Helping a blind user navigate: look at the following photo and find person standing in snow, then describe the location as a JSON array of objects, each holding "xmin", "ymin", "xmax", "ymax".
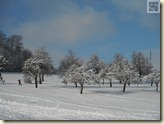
[
  {"xmin": 0, "ymin": 72, "xmax": 5, "ymax": 83},
  {"xmin": 18, "ymin": 79, "xmax": 22, "ymax": 86}
]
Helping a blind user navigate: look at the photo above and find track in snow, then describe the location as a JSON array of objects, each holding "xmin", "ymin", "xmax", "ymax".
[{"xmin": 0, "ymin": 73, "xmax": 160, "ymax": 120}]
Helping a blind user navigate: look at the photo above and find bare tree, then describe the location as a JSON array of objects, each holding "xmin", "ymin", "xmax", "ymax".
[
  {"xmin": 113, "ymin": 53, "xmax": 124, "ymax": 83},
  {"xmin": 0, "ymin": 31, "xmax": 32, "ymax": 72},
  {"xmin": 58, "ymin": 49, "xmax": 82, "ymax": 77},
  {"xmin": 114, "ymin": 53, "xmax": 124, "ymax": 63},
  {"xmin": 0, "ymin": 31, "xmax": 7, "ymax": 56},
  {"xmin": 4, "ymin": 35, "xmax": 24, "ymax": 71},
  {"xmin": 131, "ymin": 51, "xmax": 153, "ymax": 79}
]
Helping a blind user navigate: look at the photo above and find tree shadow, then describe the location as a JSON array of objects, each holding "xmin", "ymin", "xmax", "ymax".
[
  {"xmin": 89, "ymin": 89, "xmax": 135, "ymax": 95},
  {"xmin": 89, "ymin": 86, "xmax": 160, "ymax": 95},
  {"xmin": 142, "ymin": 89, "xmax": 160, "ymax": 93}
]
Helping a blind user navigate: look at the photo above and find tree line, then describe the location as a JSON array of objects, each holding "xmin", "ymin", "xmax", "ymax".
[
  {"xmin": 0, "ymin": 31, "xmax": 55, "ymax": 88},
  {"xmin": 0, "ymin": 31, "xmax": 32, "ymax": 72},
  {"xmin": 57, "ymin": 50, "xmax": 159, "ymax": 94},
  {"xmin": 0, "ymin": 31, "xmax": 160, "ymax": 93}
]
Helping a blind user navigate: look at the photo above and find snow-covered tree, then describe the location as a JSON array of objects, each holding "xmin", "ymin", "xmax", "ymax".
[
  {"xmin": 21, "ymin": 49, "xmax": 32, "ymax": 64},
  {"xmin": 143, "ymin": 70, "xmax": 160, "ymax": 91},
  {"xmin": 62, "ymin": 57, "xmax": 83, "ymax": 87},
  {"xmin": 64, "ymin": 64, "xmax": 99, "ymax": 94},
  {"xmin": 32, "ymin": 48, "xmax": 54, "ymax": 84},
  {"xmin": 0, "ymin": 31, "xmax": 32, "ymax": 72},
  {"xmin": 23, "ymin": 48, "xmax": 54, "ymax": 88},
  {"xmin": 98, "ymin": 64, "xmax": 108, "ymax": 85},
  {"xmin": 87, "ymin": 54, "xmax": 104, "ymax": 74},
  {"xmin": 58, "ymin": 50, "xmax": 82, "ymax": 77},
  {"xmin": 23, "ymin": 73, "xmax": 32, "ymax": 84},
  {"xmin": 5, "ymin": 35, "xmax": 24, "ymax": 71},
  {"xmin": 114, "ymin": 53, "xmax": 124, "ymax": 64},
  {"xmin": 98, "ymin": 64, "xmax": 114, "ymax": 87},
  {"xmin": 23, "ymin": 58, "xmax": 42, "ymax": 88},
  {"xmin": 131, "ymin": 51, "xmax": 153, "ymax": 78},
  {"xmin": 113, "ymin": 53, "xmax": 124, "ymax": 83},
  {"xmin": 109, "ymin": 58, "xmax": 137, "ymax": 92},
  {"xmin": 0, "ymin": 55, "xmax": 8, "ymax": 70},
  {"xmin": 0, "ymin": 31, "xmax": 7, "ymax": 56},
  {"xmin": 128, "ymin": 68, "xmax": 141, "ymax": 87}
]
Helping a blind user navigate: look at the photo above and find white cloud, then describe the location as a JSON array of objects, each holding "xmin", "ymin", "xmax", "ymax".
[
  {"xmin": 3, "ymin": 0, "xmax": 117, "ymax": 67},
  {"xmin": 12, "ymin": 5, "xmax": 116, "ymax": 45},
  {"xmin": 48, "ymin": 48, "xmax": 66, "ymax": 67},
  {"xmin": 110, "ymin": 0, "xmax": 144, "ymax": 12},
  {"xmin": 110, "ymin": 0, "xmax": 160, "ymax": 29}
]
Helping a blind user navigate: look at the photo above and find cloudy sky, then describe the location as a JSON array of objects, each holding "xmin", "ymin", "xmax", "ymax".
[{"xmin": 0, "ymin": 0, "xmax": 160, "ymax": 69}]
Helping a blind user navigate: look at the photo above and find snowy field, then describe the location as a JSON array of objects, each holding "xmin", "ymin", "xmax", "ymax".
[{"xmin": 0, "ymin": 73, "xmax": 160, "ymax": 120}]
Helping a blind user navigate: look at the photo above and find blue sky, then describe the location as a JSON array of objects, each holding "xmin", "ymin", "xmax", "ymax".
[{"xmin": 0, "ymin": 0, "xmax": 160, "ymax": 69}]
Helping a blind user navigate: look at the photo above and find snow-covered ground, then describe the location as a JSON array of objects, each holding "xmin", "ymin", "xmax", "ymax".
[{"xmin": 0, "ymin": 73, "xmax": 160, "ymax": 120}]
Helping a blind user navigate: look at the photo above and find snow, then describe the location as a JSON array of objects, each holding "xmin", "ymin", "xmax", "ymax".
[{"xmin": 0, "ymin": 73, "xmax": 160, "ymax": 120}]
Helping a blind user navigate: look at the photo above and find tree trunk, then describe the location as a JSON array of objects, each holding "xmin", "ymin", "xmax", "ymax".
[
  {"xmin": 151, "ymin": 81, "xmax": 153, "ymax": 86},
  {"xmin": 110, "ymin": 80, "xmax": 112, "ymax": 87},
  {"xmin": 103, "ymin": 79, "xmax": 104, "ymax": 85},
  {"xmin": 123, "ymin": 79, "xmax": 128, "ymax": 92},
  {"xmin": 42, "ymin": 73, "xmax": 44, "ymax": 81},
  {"xmin": 80, "ymin": 84, "xmax": 83, "ymax": 94},
  {"xmin": 120, "ymin": 80, "xmax": 122, "ymax": 83},
  {"xmin": 35, "ymin": 76, "xmax": 38, "ymax": 88},
  {"xmin": 123, "ymin": 83, "xmax": 126, "ymax": 92},
  {"xmin": 139, "ymin": 72, "xmax": 142, "ymax": 81},
  {"xmin": 128, "ymin": 81, "xmax": 130, "ymax": 86},
  {"xmin": 39, "ymin": 74, "xmax": 42, "ymax": 84},
  {"xmin": 156, "ymin": 82, "xmax": 158, "ymax": 91},
  {"xmin": 75, "ymin": 82, "xmax": 77, "ymax": 87}
]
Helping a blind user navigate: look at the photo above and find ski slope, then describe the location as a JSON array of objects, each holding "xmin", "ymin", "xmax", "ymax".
[{"xmin": 0, "ymin": 73, "xmax": 160, "ymax": 120}]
